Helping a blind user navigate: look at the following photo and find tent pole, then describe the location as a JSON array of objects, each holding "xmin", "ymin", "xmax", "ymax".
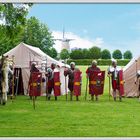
[
  {"xmin": 11, "ymin": 55, "xmax": 15, "ymax": 100},
  {"xmin": 15, "ymin": 68, "xmax": 20, "ymax": 97},
  {"xmin": 85, "ymin": 76, "xmax": 88, "ymax": 101}
]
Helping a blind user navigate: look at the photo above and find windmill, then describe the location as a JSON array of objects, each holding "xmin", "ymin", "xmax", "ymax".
[{"xmin": 54, "ymin": 28, "xmax": 74, "ymax": 51}]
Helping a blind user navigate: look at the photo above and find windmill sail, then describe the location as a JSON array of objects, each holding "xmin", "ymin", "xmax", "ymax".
[{"xmin": 53, "ymin": 28, "xmax": 74, "ymax": 51}]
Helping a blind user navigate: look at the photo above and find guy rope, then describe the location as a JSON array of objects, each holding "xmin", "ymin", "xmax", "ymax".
[{"xmin": 15, "ymin": 68, "xmax": 20, "ymax": 97}]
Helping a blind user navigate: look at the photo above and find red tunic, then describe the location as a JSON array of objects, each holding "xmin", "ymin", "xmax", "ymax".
[
  {"xmin": 86, "ymin": 66, "xmax": 100, "ymax": 75},
  {"xmin": 29, "ymin": 67, "xmax": 39, "ymax": 85},
  {"xmin": 29, "ymin": 68, "xmax": 41, "ymax": 96},
  {"xmin": 108, "ymin": 67, "xmax": 120, "ymax": 91},
  {"xmin": 112, "ymin": 80, "xmax": 119, "ymax": 91},
  {"xmin": 47, "ymin": 79, "xmax": 54, "ymax": 88},
  {"xmin": 64, "ymin": 68, "xmax": 80, "ymax": 92},
  {"xmin": 46, "ymin": 68, "xmax": 55, "ymax": 89},
  {"xmin": 86, "ymin": 66, "xmax": 101, "ymax": 95}
]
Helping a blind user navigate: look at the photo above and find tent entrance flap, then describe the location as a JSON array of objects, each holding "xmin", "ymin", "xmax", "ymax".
[{"xmin": 14, "ymin": 68, "xmax": 24, "ymax": 95}]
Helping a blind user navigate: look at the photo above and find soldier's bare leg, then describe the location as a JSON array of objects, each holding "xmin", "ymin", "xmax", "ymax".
[
  {"xmin": 119, "ymin": 90, "xmax": 122, "ymax": 101},
  {"xmin": 35, "ymin": 96, "xmax": 37, "ymax": 100},
  {"xmin": 55, "ymin": 96, "xmax": 57, "ymax": 101},
  {"xmin": 95, "ymin": 95, "xmax": 98, "ymax": 101},
  {"xmin": 48, "ymin": 94, "xmax": 51, "ymax": 100},
  {"xmin": 48, "ymin": 88, "xmax": 52, "ymax": 101},
  {"xmin": 119, "ymin": 95, "xmax": 122, "ymax": 102},
  {"xmin": 54, "ymin": 86, "xmax": 57, "ymax": 101},
  {"xmin": 113, "ymin": 90, "xmax": 116, "ymax": 101},
  {"xmin": 70, "ymin": 91, "xmax": 73, "ymax": 101},
  {"xmin": 76, "ymin": 96, "xmax": 78, "ymax": 101},
  {"xmin": 46, "ymin": 93, "xmax": 48, "ymax": 100},
  {"xmin": 91, "ymin": 94, "xmax": 94, "ymax": 101},
  {"xmin": 30, "ymin": 96, "xmax": 32, "ymax": 100}
]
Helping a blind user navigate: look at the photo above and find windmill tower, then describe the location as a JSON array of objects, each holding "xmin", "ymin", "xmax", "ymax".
[{"xmin": 54, "ymin": 28, "xmax": 74, "ymax": 51}]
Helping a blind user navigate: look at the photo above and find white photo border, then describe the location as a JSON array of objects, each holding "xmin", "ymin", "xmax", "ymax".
[
  {"xmin": 0, "ymin": 0, "xmax": 140, "ymax": 3},
  {"xmin": 0, "ymin": 1, "xmax": 140, "ymax": 140}
]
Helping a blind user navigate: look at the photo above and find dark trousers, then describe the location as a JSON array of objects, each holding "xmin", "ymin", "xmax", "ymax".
[{"xmin": 47, "ymin": 87, "xmax": 57, "ymax": 100}]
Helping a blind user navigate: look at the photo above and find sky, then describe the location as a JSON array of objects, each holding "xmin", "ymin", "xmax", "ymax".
[{"xmin": 27, "ymin": 4, "xmax": 140, "ymax": 57}]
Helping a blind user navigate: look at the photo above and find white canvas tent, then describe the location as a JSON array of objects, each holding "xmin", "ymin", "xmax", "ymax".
[
  {"xmin": 4, "ymin": 42, "xmax": 69, "ymax": 95},
  {"xmin": 123, "ymin": 56, "xmax": 140, "ymax": 97}
]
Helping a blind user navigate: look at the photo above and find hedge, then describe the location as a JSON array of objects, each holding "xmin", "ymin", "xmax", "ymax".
[{"xmin": 67, "ymin": 59, "xmax": 130, "ymax": 66}]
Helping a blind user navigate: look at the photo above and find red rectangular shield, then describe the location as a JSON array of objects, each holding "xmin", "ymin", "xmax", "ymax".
[
  {"xmin": 89, "ymin": 71, "xmax": 105, "ymax": 95},
  {"xmin": 29, "ymin": 72, "xmax": 42, "ymax": 96},
  {"xmin": 118, "ymin": 70, "xmax": 124, "ymax": 96},
  {"xmin": 73, "ymin": 71, "xmax": 82, "ymax": 96},
  {"xmin": 54, "ymin": 72, "xmax": 61, "ymax": 96}
]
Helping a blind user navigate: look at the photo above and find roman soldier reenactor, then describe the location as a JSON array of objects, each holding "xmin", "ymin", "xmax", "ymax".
[
  {"xmin": 108, "ymin": 59, "xmax": 122, "ymax": 101},
  {"xmin": 30, "ymin": 62, "xmax": 39, "ymax": 73},
  {"xmin": 86, "ymin": 60, "xmax": 101, "ymax": 101},
  {"xmin": 29, "ymin": 62, "xmax": 40, "ymax": 100},
  {"xmin": 46, "ymin": 63, "xmax": 58, "ymax": 101},
  {"xmin": 64, "ymin": 62, "xmax": 81, "ymax": 101}
]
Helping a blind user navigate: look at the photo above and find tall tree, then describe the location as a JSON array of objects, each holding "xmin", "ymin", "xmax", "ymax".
[
  {"xmin": 0, "ymin": 4, "xmax": 32, "ymax": 43},
  {"xmin": 0, "ymin": 26, "xmax": 11, "ymax": 55},
  {"xmin": 123, "ymin": 50, "xmax": 132, "ymax": 59},
  {"xmin": 112, "ymin": 49, "xmax": 122, "ymax": 59},
  {"xmin": 70, "ymin": 48, "xmax": 83, "ymax": 59},
  {"xmin": 101, "ymin": 49, "xmax": 111, "ymax": 59},
  {"xmin": 0, "ymin": 3, "xmax": 32, "ymax": 54},
  {"xmin": 82, "ymin": 48, "xmax": 90, "ymax": 59},
  {"xmin": 23, "ymin": 16, "xmax": 56, "ymax": 58},
  {"xmin": 49, "ymin": 47, "xmax": 57, "ymax": 59},
  {"xmin": 89, "ymin": 46, "xmax": 101, "ymax": 59},
  {"xmin": 60, "ymin": 49, "xmax": 70, "ymax": 60},
  {"xmin": 23, "ymin": 16, "xmax": 42, "ymax": 47}
]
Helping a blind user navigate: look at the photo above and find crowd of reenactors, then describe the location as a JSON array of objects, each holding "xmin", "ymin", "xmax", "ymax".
[
  {"xmin": 28, "ymin": 59, "xmax": 125, "ymax": 102},
  {"xmin": 0, "ymin": 54, "xmax": 132, "ymax": 106}
]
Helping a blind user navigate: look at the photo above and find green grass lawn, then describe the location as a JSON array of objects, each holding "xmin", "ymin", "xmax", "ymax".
[{"xmin": 0, "ymin": 66, "xmax": 140, "ymax": 137}]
